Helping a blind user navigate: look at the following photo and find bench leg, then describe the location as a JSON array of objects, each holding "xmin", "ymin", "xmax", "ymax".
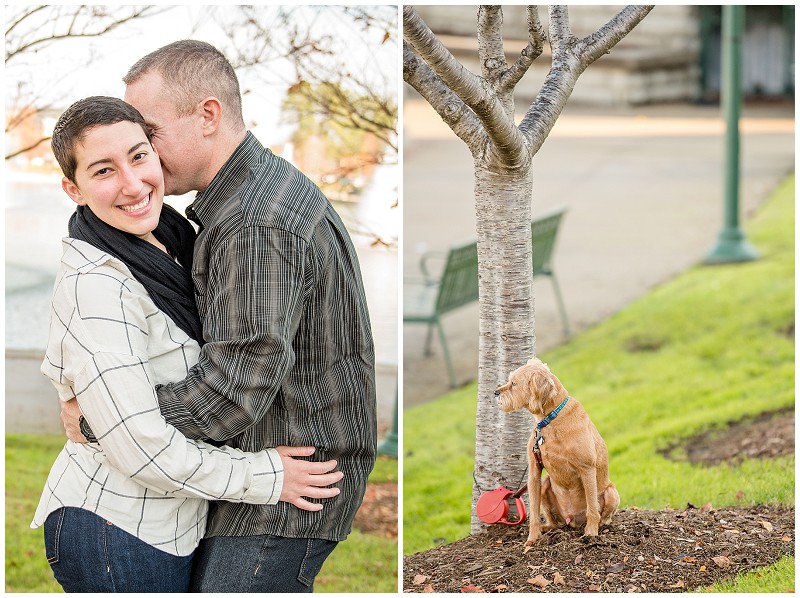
[
  {"xmin": 424, "ymin": 323, "xmax": 435, "ymax": 356},
  {"xmin": 435, "ymin": 319, "xmax": 457, "ymax": 388},
  {"xmin": 550, "ymin": 273, "xmax": 571, "ymax": 337}
]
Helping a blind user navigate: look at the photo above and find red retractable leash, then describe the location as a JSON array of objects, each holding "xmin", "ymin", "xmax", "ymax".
[{"xmin": 476, "ymin": 483, "xmax": 528, "ymax": 525}]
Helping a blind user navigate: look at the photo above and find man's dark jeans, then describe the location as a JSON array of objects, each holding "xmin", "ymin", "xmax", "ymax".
[
  {"xmin": 190, "ymin": 534, "xmax": 338, "ymax": 592},
  {"xmin": 43, "ymin": 507, "xmax": 193, "ymax": 592}
]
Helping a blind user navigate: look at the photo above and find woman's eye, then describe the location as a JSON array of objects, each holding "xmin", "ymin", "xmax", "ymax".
[
  {"xmin": 133, "ymin": 152, "xmax": 147, "ymax": 161},
  {"xmin": 94, "ymin": 167, "xmax": 110, "ymax": 177}
]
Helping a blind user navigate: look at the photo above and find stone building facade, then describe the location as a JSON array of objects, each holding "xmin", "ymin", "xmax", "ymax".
[{"xmin": 409, "ymin": 5, "xmax": 794, "ymax": 107}]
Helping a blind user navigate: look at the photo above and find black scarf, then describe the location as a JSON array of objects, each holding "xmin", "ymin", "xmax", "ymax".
[{"xmin": 68, "ymin": 203, "xmax": 204, "ymax": 345}]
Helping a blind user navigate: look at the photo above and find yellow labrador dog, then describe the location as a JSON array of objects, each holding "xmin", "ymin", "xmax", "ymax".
[{"xmin": 495, "ymin": 358, "xmax": 619, "ymax": 546}]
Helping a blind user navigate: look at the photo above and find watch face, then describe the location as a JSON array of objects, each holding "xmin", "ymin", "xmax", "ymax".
[{"xmin": 79, "ymin": 416, "xmax": 96, "ymax": 442}]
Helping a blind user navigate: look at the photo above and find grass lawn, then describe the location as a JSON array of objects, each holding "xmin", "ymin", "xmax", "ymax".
[
  {"xmin": 404, "ymin": 176, "xmax": 794, "ymax": 590},
  {"xmin": 6, "ymin": 437, "xmax": 397, "ymax": 593}
]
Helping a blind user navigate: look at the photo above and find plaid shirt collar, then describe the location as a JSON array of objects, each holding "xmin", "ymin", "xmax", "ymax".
[{"xmin": 187, "ymin": 131, "xmax": 267, "ymax": 228}]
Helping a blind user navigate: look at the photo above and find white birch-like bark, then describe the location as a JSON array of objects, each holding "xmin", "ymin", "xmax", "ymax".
[{"xmin": 403, "ymin": 4, "xmax": 653, "ymax": 534}]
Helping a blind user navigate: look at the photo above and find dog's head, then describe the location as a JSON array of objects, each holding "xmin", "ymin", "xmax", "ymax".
[{"xmin": 495, "ymin": 358, "xmax": 566, "ymax": 415}]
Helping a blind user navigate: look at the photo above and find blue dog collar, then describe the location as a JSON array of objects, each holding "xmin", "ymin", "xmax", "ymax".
[{"xmin": 536, "ymin": 396, "xmax": 570, "ymax": 431}]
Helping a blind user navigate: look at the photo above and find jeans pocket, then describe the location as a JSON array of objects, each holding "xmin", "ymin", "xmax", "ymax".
[
  {"xmin": 43, "ymin": 508, "xmax": 66, "ymax": 565},
  {"xmin": 296, "ymin": 538, "xmax": 337, "ymax": 588}
]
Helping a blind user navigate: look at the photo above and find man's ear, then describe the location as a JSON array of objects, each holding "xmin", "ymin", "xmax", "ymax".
[
  {"xmin": 62, "ymin": 177, "xmax": 86, "ymax": 206},
  {"xmin": 199, "ymin": 97, "xmax": 222, "ymax": 137}
]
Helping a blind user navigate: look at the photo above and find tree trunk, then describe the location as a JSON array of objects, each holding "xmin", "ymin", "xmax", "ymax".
[{"xmin": 471, "ymin": 162, "xmax": 536, "ymax": 533}]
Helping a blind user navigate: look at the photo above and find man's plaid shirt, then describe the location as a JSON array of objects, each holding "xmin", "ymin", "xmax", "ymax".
[{"xmin": 155, "ymin": 132, "xmax": 378, "ymax": 542}]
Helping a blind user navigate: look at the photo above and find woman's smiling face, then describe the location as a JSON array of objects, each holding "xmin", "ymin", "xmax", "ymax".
[{"xmin": 61, "ymin": 120, "xmax": 165, "ymax": 242}]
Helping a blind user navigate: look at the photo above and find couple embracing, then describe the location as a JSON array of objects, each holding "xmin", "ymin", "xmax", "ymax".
[{"xmin": 30, "ymin": 40, "xmax": 377, "ymax": 593}]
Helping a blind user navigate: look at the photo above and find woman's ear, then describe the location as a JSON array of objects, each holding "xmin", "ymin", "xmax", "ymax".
[{"xmin": 61, "ymin": 177, "xmax": 86, "ymax": 206}]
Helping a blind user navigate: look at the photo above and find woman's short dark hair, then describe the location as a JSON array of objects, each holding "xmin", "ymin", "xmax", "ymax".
[{"xmin": 51, "ymin": 96, "xmax": 150, "ymax": 183}]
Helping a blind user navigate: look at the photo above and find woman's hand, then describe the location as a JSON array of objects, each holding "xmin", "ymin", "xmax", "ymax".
[{"xmin": 276, "ymin": 446, "xmax": 344, "ymax": 511}]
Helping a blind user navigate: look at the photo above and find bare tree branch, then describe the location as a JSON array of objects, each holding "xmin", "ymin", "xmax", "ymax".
[
  {"xmin": 477, "ymin": 6, "xmax": 506, "ymax": 83},
  {"xmin": 548, "ymin": 5, "xmax": 576, "ymax": 55},
  {"xmin": 403, "ymin": 42, "xmax": 485, "ymax": 152},
  {"xmin": 499, "ymin": 5, "xmax": 546, "ymax": 93},
  {"xmin": 403, "ymin": 6, "xmax": 484, "ymax": 102},
  {"xmin": 578, "ymin": 5, "xmax": 655, "ymax": 65},
  {"xmin": 518, "ymin": 5, "xmax": 654, "ymax": 154},
  {"xmin": 5, "ymin": 136, "xmax": 52, "ymax": 160},
  {"xmin": 404, "ymin": 5, "xmax": 527, "ymax": 167},
  {"xmin": 5, "ymin": 6, "xmax": 170, "ymax": 63}
]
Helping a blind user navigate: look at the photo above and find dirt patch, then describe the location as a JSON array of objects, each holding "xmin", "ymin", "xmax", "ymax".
[
  {"xmin": 403, "ymin": 505, "xmax": 794, "ymax": 593},
  {"xmin": 353, "ymin": 482, "xmax": 398, "ymax": 538},
  {"xmin": 661, "ymin": 407, "xmax": 794, "ymax": 466}
]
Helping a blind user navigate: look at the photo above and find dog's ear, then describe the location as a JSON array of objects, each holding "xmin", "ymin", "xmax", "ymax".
[{"xmin": 528, "ymin": 367, "xmax": 557, "ymax": 406}]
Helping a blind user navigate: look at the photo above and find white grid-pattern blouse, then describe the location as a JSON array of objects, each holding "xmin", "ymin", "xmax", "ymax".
[{"xmin": 31, "ymin": 238, "xmax": 284, "ymax": 556}]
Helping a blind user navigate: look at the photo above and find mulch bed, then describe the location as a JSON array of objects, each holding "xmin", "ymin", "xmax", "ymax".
[
  {"xmin": 404, "ymin": 408, "xmax": 795, "ymax": 592},
  {"xmin": 403, "ymin": 505, "xmax": 794, "ymax": 592},
  {"xmin": 661, "ymin": 406, "xmax": 794, "ymax": 465},
  {"xmin": 354, "ymin": 482, "xmax": 398, "ymax": 539}
]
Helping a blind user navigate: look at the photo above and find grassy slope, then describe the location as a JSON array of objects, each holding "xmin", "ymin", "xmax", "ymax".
[
  {"xmin": 404, "ymin": 177, "xmax": 794, "ymax": 589},
  {"xmin": 6, "ymin": 438, "xmax": 397, "ymax": 593}
]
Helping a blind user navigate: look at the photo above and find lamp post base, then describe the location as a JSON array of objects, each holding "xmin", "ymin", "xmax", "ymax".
[{"xmin": 704, "ymin": 228, "xmax": 759, "ymax": 264}]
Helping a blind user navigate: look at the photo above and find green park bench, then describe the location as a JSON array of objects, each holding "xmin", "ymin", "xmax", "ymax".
[{"xmin": 404, "ymin": 207, "xmax": 570, "ymax": 388}]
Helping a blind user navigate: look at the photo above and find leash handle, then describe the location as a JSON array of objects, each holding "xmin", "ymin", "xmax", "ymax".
[{"xmin": 512, "ymin": 483, "xmax": 527, "ymax": 498}]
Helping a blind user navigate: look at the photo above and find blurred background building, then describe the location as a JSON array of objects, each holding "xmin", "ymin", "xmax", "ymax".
[{"xmin": 409, "ymin": 5, "xmax": 794, "ymax": 106}]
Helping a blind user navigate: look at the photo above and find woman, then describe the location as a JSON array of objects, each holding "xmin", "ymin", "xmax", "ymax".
[{"xmin": 31, "ymin": 96, "xmax": 342, "ymax": 592}]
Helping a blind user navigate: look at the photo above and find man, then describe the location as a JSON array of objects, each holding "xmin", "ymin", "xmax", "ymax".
[{"xmin": 64, "ymin": 39, "xmax": 377, "ymax": 592}]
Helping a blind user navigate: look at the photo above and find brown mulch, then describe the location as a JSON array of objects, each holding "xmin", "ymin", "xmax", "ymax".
[
  {"xmin": 660, "ymin": 407, "xmax": 794, "ymax": 466},
  {"xmin": 354, "ymin": 482, "xmax": 398, "ymax": 538},
  {"xmin": 404, "ymin": 409, "xmax": 795, "ymax": 592},
  {"xmin": 403, "ymin": 505, "xmax": 794, "ymax": 593}
]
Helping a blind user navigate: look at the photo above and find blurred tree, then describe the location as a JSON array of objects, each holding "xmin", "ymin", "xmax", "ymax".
[
  {"xmin": 282, "ymin": 80, "xmax": 394, "ymax": 188},
  {"xmin": 403, "ymin": 5, "xmax": 653, "ymax": 535},
  {"xmin": 222, "ymin": 5, "xmax": 397, "ymax": 159},
  {"xmin": 6, "ymin": 5, "xmax": 398, "ymax": 166},
  {"xmin": 5, "ymin": 5, "xmax": 171, "ymax": 160}
]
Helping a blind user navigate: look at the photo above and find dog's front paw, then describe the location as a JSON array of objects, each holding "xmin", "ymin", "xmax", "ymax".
[{"xmin": 524, "ymin": 531, "xmax": 541, "ymax": 548}]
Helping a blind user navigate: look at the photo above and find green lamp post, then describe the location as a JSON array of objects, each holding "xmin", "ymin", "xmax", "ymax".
[
  {"xmin": 377, "ymin": 388, "xmax": 398, "ymax": 458},
  {"xmin": 705, "ymin": 4, "xmax": 759, "ymax": 264}
]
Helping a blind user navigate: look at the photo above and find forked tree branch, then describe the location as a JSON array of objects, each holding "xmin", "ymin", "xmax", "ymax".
[
  {"xmin": 404, "ymin": 5, "xmax": 527, "ymax": 166},
  {"xmin": 519, "ymin": 5, "xmax": 654, "ymax": 154},
  {"xmin": 499, "ymin": 6, "xmax": 546, "ymax": 93}
]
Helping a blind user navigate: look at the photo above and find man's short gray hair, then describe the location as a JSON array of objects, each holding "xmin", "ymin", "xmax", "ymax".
[{"xmin": 124, "ymin": 40, "xmax": 245, "ymax": 130}]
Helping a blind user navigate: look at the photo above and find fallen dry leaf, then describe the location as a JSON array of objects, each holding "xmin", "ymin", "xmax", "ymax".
[
  {"xmin": 460, "ymin": 584, "xmax": 485, "ymax": 593},
  {"xmin": 701, "ymin": 502, "xmax": 713, "ymax": 512},
  {"xmin": 588, "ymin": 584, "xmax": 601, "ymax": 591},
  {"xmin": 607, "ymin": 563, "xmax": 626, "ymax": 573},
  {"xmin": 574, "ymin": 554, "xmax": 583, "ymax": 565},
  {"xmin": 759, "ymin": 520, "xmax": 774, "ymax": 533},
  {"xmin": 699, "ymin": 565, "xmax": 707, "ymax": 572},
  {"xmin": 712, "ymin": 556, "xmax": 732, "ymax": 569},
  {"xmin": 782, "ymin": 535, "xmax": 791, "ymax": 542},
  {"xmin": 422, "ymin": 584, "xmax": 435, "ymax": 593},
  {"xmin": 413, "ymin": 574, "xmax": 428, "ymax": 586},
  {"xmin": 527, "ymin": 575, "xmax": 550, "ymax": 588},
  {"xmin": 669, "ymin": 580, "xmax": 685, "ymax": 589},
  {"xmin": 493, "ymin": 584, "xmax": 508, "ymax": 593},
  {"xmin": 554, "ymin": 572, "xmax": 565, "ymax": 585}
]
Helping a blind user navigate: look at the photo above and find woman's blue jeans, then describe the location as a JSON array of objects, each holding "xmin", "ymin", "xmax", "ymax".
[{"xmin": 43, "ymin": 507, "xmax": 193, "ymax": 593}]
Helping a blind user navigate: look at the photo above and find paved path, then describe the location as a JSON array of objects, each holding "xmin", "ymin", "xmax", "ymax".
[{"xmin": 402, "ymin": 99, "xmax": 794, "ymax": 407}]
